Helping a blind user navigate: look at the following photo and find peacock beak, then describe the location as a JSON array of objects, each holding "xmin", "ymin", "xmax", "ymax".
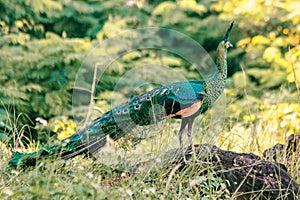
[{"xmin": 225, "ymin": 41, "xmax": 233, "ymax": 49}]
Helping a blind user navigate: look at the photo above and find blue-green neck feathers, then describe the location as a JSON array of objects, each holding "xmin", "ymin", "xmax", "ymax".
[
  {"xmin": 216, "ymin": 41, "xmax": 228, "ymax": 78},
  {"xmin": 204, "ymin": 40, "xmax": 229, "ymax": 103}
]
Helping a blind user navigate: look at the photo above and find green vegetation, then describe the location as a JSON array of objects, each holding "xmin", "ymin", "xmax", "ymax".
[{"xmin": 0, "ymin": 0, "xmax": 299, "ymax": 199}]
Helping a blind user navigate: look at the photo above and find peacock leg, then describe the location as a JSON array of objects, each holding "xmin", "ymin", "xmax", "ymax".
[
  {"xmin": 178, "ymin": 119, "xmax": 188, "ymax": 145},
  {"xmin": 178, "ymin": 119, "xmax": 188, "ymax": 163},
  {"xmin": 187, "ymin": 117, "xmax": 195, "ymax": 152}
]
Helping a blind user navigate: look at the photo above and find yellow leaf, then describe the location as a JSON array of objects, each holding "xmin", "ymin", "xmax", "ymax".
[
  {"xmin": 237, "ymin": 37, "xmax": 251, "ymax": 47},
  {"xmin": 0, "ymin": 141, "xmax": 10, "ymax": 154},
  {"xmin": 289, "ymin": 35, "xmax": 299, "ymax": 46},
  {"xmin": 283, "ymin": 28, "xmax": 289, "ymax": 35},
  {"xmin": 178, "ymin": 0, "xmax": 197, "ymax": 7},
  {"xmin": 152, "ymin": 2, "xmax": 177, "ymax": 16},
  {"xmin": 274, "ymin": 57, "xmax": 289, "ymax": 68},
  {"xmin": 263, "ymin": 47, "xmax": 281, "ymax": 62},
  {"xmin": 17, "ymin": 33, "xmax": 30, "ymax": 45},
  {"xmin": 273, "ymin": 37, "xmax": 290, "ymax": 47},
  {"xmin": 251, "ymin": 35, "xmax": 270, "ymax": 45},
  {"xmin": 178, "ymin": 0, "xmax": 207, "ymax": 15},
  {"xmin": 15, "ymin": 20, "xmax": 23, "ymax": 28},
  {"xmin": 268, "ymin": 32, "xmax": 276, "ymax": 41},
  {"xmin": 50, "ymin": 117, "xmax": 76, "ymax": 140},
  {"xmin": 287, "ymin": 68, "xmax": 300, "ymax": 83},
  {"xmin": 122, "ymin": 51, "xmax": 142, "ymax": 62},
  {"xmin": 161, "ymin": 56, "xmax": 182, "ymax": 67},
  {"xmin": 243, "ymin": 114, "xmax": 256, "ymax": 122}
]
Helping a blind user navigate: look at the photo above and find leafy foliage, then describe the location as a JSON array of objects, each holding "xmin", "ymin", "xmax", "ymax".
[
  {"xmin": 0, "ymin": 0, "xmax": 106, "ymax": 38},
  {"xmin": 0, "ymin": 0, "xmax": 300, "ymax": 197},
  {"xmin": 213, "ymin": 0, "xmax": 300, "ymax": 93},
  {"xmin": 0, "ymin": 0, "xmax": 299, "ymax": 149}
]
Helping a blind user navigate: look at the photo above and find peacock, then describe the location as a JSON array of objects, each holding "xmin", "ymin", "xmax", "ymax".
[{"xmin": 9, "ymin": 22, "xmax": 234, "ymax": 167}]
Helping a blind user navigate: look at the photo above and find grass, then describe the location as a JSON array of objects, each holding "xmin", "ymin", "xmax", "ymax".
[
  {"xmin": 0, "ymin": 90, "xmax": 299, "ymax": 199},
  {"xmin": 0, "ymin": 150, "xmax": 228, "ymax": 199},
  {"xmin": 0, "ymin": 150, "xmax": 233, "ymax": 199}
]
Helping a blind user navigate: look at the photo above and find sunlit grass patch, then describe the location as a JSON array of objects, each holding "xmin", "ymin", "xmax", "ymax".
[{"xmin": 219, "ymin": 102, "xmax": 300, "ymax": 155}]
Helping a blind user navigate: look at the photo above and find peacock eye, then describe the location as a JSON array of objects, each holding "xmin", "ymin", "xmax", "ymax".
[
  {"xmin": 134, "ymin": 104, "xmax": 141, "ymax": 110},
  {"xmin": 146, "ymin": 95, "xmax": 151, "ymax": 101},
  {"xmin": 123, "ymin": 108, "xmax": 129, "ymax": 114}
]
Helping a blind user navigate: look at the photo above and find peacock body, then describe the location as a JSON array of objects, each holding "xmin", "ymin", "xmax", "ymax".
[{"xmin": 9, "ymin": 22, "xmax": 234, "ymax": 167}]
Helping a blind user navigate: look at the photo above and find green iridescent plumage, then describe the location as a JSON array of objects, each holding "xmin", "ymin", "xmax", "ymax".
[{"xmin": 8, "ymin": 22, "xmax": 234, "ymax": 168}]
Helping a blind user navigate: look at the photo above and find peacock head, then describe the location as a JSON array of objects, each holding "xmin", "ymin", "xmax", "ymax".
[
  {"xmin": 216, "ymin": 21, "xmax": 234, "ymax": 55},
  {"xmin": 222, "ymin": 21, "xmax": 234, "ymax": 49},
  {"xmin": 216, "ymin": 21, "xmax": 234, "ymax": 67}
]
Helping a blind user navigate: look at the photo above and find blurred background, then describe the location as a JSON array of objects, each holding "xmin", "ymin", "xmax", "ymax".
[{"xmin": 0, "ymin": 0, "xmax": 299, "ymax": 155}]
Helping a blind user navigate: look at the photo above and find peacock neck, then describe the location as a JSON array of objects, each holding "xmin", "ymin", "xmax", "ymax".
[
  {"xmin": 216, "ymin": 45, "xmax": 228, "ymax": 78},
  {"xmin": 204, "ymin": 46, "xmax": 228, "ymax": 103}
]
